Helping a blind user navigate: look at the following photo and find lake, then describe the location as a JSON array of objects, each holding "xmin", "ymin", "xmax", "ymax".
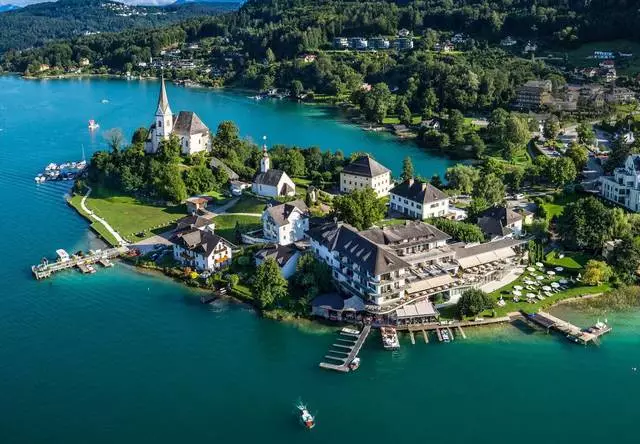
[{"xmin": 0, "ymin": 75, "xmax": 638, "ymax": 444}]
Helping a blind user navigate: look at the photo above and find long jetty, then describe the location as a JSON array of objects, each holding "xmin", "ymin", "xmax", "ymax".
[
  {"xmin": 319, "ymin": 325, "xmax": 371, "ymax": 373},
  {"xmin": 524, "ymin": 310, "xmax": 612, "ymax": 345},
  {"xmin": 31, "ymin": 246, "xmax": 128, "ymax": 280}
]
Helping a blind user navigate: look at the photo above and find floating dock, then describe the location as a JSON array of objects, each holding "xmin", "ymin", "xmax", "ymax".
[
  {"xmin": 524, "ymin": 311, "xmax": 612, "ymax": 345},
  {"xmin": 319, "ymin": 325, "xmax": 371, "ymax": 373},
  {"xmin": 31, "ymin": 246, "xmax": 127, "ymax": 280}
]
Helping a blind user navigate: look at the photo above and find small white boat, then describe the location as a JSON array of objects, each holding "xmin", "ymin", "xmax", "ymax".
[
  {"xmin": 381, "ymin": 327, "xmax": 400, "ymax": 350},
  {"xmin": 101, "ymin": 99, "xmax": 109, "ymax": 104},
  {"xmin": 297, "ymin": 402, "xmax": 315, "ymax": 429},
  {"xmin": 348, "ymin": 357, "xmax": 360, "ymax": 371},
  {"xmin": 88, "ymin": 119, "xmax": 100, "ymax": 130},
  {"xmin": 441, "ymin": 330, "xmax": 451, "ymax": 343},
  {"xmin": 341, "ymin": 327, "xmax": 360, "ymax": 335},
  {"xmin": 45, "ymin": 163, "xmax": 58, "ymax": 171}
]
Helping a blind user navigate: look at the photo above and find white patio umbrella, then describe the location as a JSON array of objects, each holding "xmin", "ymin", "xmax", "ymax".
[
  {"xmin": 514, "ymin": 285, "xmax": 524, "ymax": 291},
  {"xmin": 555, "ymin": 267, "xmax": 564, "ymax": 272},
  {"xmin": 535, "ymin": 262, "xmax": 544, "ymax": 267},
  {"xmin": 551, "ymin": 282, "xmax": 560, "ymax": 289},
  {"xmin": 536, "ymin": 275, "xmax": 544, "ymax": 281},
  {"xmin": 542, "ymin": 286, "xmax": 552, "ymax": 291},
  {"xmin": 559, "ymin": 279, "xmax": 568, "ymax": 284},
  {"xmin": 547, "ymin": 270, "xmax": 556, "ymax": 276},
  {"xmin": 527, "ymin": 267, "xmax": 536, "ymax": 272},
  {"xmin": 526, "ymin": 293, "xmax": 536, "ymax": 299},
  {"xmin": 513, "ymin": 290, "xmax": 522, "ymax": 296}
]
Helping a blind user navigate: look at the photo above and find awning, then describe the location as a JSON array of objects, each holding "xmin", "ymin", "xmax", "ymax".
[
  {"xmin": 456, "ymin": 247, "xmax": 515, "ymax": 269},
  {"xmin": 407, "ymin": 274, "xmax": 454, "ymax": 295},
  {"xmin": 395, "ymin": 299, "xmax": 438, "ymax": 319}
]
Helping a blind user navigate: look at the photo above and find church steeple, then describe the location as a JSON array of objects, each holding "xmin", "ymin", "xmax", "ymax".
[
  {"xmin": 153, "ymin": 76, "xmax": 173, "ymax": 150},
  {"xmin": 156, "ymin": 76, "xmax": 171, "ymax": 115},
  {"xmin": 260, "ymin": 143, "xmax": 270, "ymax": 173}
]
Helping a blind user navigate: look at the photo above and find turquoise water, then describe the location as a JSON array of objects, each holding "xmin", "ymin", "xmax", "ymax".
[{"xmin": 0, "ymin": 75, "xmax": 639, "ymax": 443}]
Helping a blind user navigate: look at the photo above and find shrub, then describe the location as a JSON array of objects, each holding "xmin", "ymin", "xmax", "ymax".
[{"xmin": 457, "ymin": 289, "xmax": 494, "ymax": 318}]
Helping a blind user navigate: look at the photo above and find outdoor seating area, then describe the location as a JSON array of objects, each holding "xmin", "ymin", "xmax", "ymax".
[{"xmin": 510, "ymin": 263, "xmax": 575, "ymax": 303}]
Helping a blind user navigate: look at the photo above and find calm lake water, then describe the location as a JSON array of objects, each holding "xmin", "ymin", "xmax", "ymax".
[{"xmin": 0, "ymin": 75, "xmax": 639, "ymax": 443}]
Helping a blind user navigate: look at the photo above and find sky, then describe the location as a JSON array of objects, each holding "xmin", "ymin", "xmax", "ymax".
[{"xmin": 0, "ymin": 0, "xmax": 219, "ymax": 6}]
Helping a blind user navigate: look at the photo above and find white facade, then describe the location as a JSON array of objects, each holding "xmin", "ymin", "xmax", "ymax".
[
  {"xmin": 340, "ymin": 171, "xmax": 392, "ymax": 197},
  {"xmin": 262, "ymin": 204, "xmax": 309, "ymax": 246},
  {"xmin": 255, "ymin": 250, "xmax": 301, "ymax": 279},
  {"xmin": 389, "ymin": 193, "xmax": 449, "ymax": 219},
  {"xmin": 601, "ymin": 154, "xmax": 640, "ymax": 212},
  {"xmin": 173, "ymin": 241, "xmax": 232, "ymax": 272},
  {"xmin": 252, "ymin": 149, "xmax": 296, "ymax": 198}
]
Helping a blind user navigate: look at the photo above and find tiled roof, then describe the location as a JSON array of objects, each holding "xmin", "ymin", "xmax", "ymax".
[
  {"xmin": 342, "ymin": 155, "xmax": 390, "ymax": 178},
  {"xmin": 173, "ymin": 228, "xmax": 228, "ymax": 256},
  {"xmin": 254, "ymin": 244, "xmax": 299, "ymax": 267},
  {"xmin": 390, "ymin": 179, "xmax": 448, "ymax": 204},
  {"xmin": 254, "ymin": 169, "xmax": 285, "ymax": 187},
  {"xmin": 264, "ymin": 200, "xmax": 308, "ymax": 226},
  {"xmin": 173, "ymin": 111, "xmax": 209, "ymax": 136}
]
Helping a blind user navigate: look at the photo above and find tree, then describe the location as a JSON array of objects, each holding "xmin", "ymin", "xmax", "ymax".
[
  {"xmin": 472, "ymin": 173, "xmax": 505, "ymax": 207},
  {"xmin": 104, "ymin": 128, "xmax": 124, "ymax": 153},
  {"xmin": 333, "ymin": 187, "xmax": 386, "ymax": 230},
  {"xmin": 558, "ymin": 197, "xmax": 613, "ymax": 251},
  {"xmin": 157, "ymin": 134, "xmax": 182, "ymax": 164},
  {"xmin": 583, "ymin": 260, "xmax": 613, "ymax": 286},
  {"xmin": 253, "ymin": 258, "xmax": 288, "ymax": 309},
  {"xmin": 543, "ymin": 116, "xmax": 561, "ymax": 140},
  {"xmin": 445, "ymin": 164, "xmax": 479, "ymax": 195},
  {"xmin": 487, "ymin": 108, "xmax": 509, "ymax": 143},
  {"xmin": 430, "ymin": 174, "xmax": 443, "ymax": 189},
  {"xmin": 265, "ymin": 47, "xmax": 276, "ymax": 64},
  {"xmin": 428, "ymin": 218, "xmax": 484, "ymax": 243},
  {"xmin": 154, "ymin": 162, "xmax": 187, "ymax": 203},
  {"xmin": 290, "ymin": 80, "xmax": 304, "ymax": 98},
  {"xmin": 398, "ymin": 102, "xmax": 412, "ymax": 126},
  {"xmin": 291, "ymin": 253, "xmax": 333, "ymax": 312},
  {"xmin": 131, "ymin": 127, "xmax": 149, "ymax": 145},
  {"xmin": 548, "ymin": 157, "xmax": 577, "ymax": 188},
  {"xmin": 183, "ymin": 165, "xmax": 216, "ymax": 195},
  {"xmin": 565, "ymin": 142, "xmax": 588, "ymax": 172},
  {"xmin": 401, "ymin": 156, "xmax": 414, "ymax": 181},
  {"xmin": 446, "ymin": 109, "xmax": 466, "ymax": 145},
  {"xmin": 457, "ymin": 289, "xmax": 494, "ymax": 318},
  {"xmin": 360, "ymin": 82, "xmax": 393, "ymax": 123},
  {"xmin": 576, "ymin": 122, "xmax": 595, "ymax": 146},
  {"xmin": 610, "ymin": 235, "xmax": 640, "ymax": 282}
]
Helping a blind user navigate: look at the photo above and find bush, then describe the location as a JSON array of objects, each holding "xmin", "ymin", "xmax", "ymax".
[{"xmin": 457, "ymin": 289, "xmax": 494, "ymax": 318}]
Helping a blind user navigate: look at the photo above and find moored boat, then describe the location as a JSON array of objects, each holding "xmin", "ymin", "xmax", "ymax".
[
  {"xmin": 341, "ymin": 327, "xmax": 360, "ymax": 335},
  {"xmin": 381, "ymin": 326, "xmax": 400, "ymax": 350},
  {"xmin": 348, "ymin": 357, "xmax": 361, "ymax": 371},
  {"xmin": 88, "ymin": 119, "xmax": 100, "ymax": 130}
]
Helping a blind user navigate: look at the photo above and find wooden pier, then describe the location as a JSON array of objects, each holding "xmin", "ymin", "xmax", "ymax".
[
  {"xmin": 31, "ymin": 246, "xmax": 127, "ymax": 280},
  {"xmin": 319, "ymin": 325, "xmax": 371, "ymax": 373},
  {"xmin": 524, "ymin": 311, "xmax": 612, "ymax": 345}
]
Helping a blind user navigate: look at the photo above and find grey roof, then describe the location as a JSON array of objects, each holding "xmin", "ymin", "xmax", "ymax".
[
  {"xmin": 361, "ymin": 221, "xmax": 451, "ymax": 246},
  {"xmin": 173, "ymin": 228, "xmax": 228, "ymax": 256},
  {"xmin": 173, "ymin": 111, "xmax": 209, "ymax": 136},
  {"xmin": 390, "ymin": 179, "xmax": 448, "ymax": 204},
  {"xmin": 175, "ymin": 214, "xmax": 215, "ymax": 232},
  {"xmin": 157, "ymin": 77, "xmax": 171, "ymax": 114},
  {"xmin": 307, "ymin": 222, "xmax": 410, "ymax": 276},
  {"xmin": 254, "ymin": 244, "xmax": 299, "ymax": 267},
  {"xmin": 254, "ymin": 169, "xmax": 285, "ymax": 187},
  {"xmin": 476, "ymin": 206, "xmax": 522, "ymax": 237},
  {"xmin": 342, "ymin": 155, "xmax": 390, "ymax": 178},
  {"xmin": 210, "ymin": 157, "xmax": 239, "ymax": 180},
  {"xmin": 264, "ymin": 200, "xmax": 308, "ymax": 226},
  {"xmin": 311, "ymin": 292, "xmax": 345, "ymax": 310}
]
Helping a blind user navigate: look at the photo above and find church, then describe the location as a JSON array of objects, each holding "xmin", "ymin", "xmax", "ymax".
[
  {"xmin": 252, "ymin": 147, "xmax": 296, "ymax": 198},
  {"xmin": 145, "ymin": 78, "xmax": 211, "ymax": 155}
]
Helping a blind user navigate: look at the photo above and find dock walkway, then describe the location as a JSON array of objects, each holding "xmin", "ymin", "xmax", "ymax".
[
  {"xmin": 32, "ymin": 246, "xmax": 128, "ymax": 280},
  {"xmin": 319, "ymin": 325, "xmax": 371, "ymax": 373},
  {"xmin": 525, "ymin": 311, "xmax": 612, "ymax": 344}
]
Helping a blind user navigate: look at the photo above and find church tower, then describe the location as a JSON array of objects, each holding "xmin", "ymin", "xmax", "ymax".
[
  {"xmin": 260, "ymin": 145, "xmax": 270, "ymax": 173},
  {"xmin": 154, "ymin": 77, "xmax": 173, "ymax": 151}
]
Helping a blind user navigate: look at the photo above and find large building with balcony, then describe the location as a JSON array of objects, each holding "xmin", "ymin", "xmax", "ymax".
[
  {"xmin": 600, "ymin": 154, "xmax": 640, "ymax": 212},
  {"xmin": 514, "ymin": 80, "xmax": 552, "ymax": 110},
  {"xmin": 172, "ymin": 229, "xmax": 233, "ymax": 271},
  {"xmin": 389, "ymin": 178, "xmax": 449, "ymax": 219},
  {"xmin": 262, "ymin": 200, "xmax": 309, "ymax": 245}
]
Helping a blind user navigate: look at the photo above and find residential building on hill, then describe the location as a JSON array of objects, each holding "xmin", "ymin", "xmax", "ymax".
[
  {"xmin": 262, "ymin": 200, "xmax": 309, "ymax": 245},
  {"xmin": 389, "ymin": 178, "xmax": 449, "ymax": 219},
  {"xmin": 340, "ymin": 155, "xmax": 392, "ymax": 197},
  {"xmin": 252, "ymin": 147, "xmax": 296, "ymax": 198},
  {"xmin": 172, "ymin": 229, "xmax": 232, "ymax": 272},
  {"xmin": 600, "ymin": 154, "xmax": 640, "ymax": 211},
  {"xmin": 515, "ymin": 80, "xmax": 552, "ymax": 110},
  {"xmin": 476, "ymin": 206, "xmax": 524, "ymax": 239},
  {"xmin": 145, "ymin": 78, "xmax": 211, "ymax": 155}
]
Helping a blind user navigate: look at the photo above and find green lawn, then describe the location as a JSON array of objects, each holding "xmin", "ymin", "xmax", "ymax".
[
  {"xmin": 554, "ymin": 39, "xmax": 640, "ymax": 75},
  {"xmin": 68, "ymin": 195, "xmax": 120, "ymax": 246},
  {"xmin": 545, "ymin": 251, "xmax": 592, "ymax": 270},
  {"xmin": 82, "ymin": 188, "xmax": 185, "ymax": 241},
  {"xmin": 382, "ymin": 115, "xmax": 422, "ymax": 125},
  {"xmin": 226, "ymin": 196, "xmax": 268, "ymax": 214},
  {"xmin": 213, "ymin": 214, "xmax": 262, "ymax": 243},
  {"xmin": 541, "ymin": 193, "xmax": 579, "ymax": 221}
]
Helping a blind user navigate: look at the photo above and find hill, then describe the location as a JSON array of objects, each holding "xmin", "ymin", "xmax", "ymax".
[
  {"xmin": 0, "ymin": 0, "xmax": 239, "ymax": 53},
  {"xmin": 0, "ymin": 4, "xmax": 20, "ymax": 13}
]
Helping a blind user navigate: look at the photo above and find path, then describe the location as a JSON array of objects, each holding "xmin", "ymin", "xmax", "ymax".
[{"xmin": 81, "ymin": 186, "xmax": 129, "ymax": 246}]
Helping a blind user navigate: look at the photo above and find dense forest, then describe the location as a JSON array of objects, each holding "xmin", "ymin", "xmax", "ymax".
[{"xmin": 0, "ymin": 0, "xmax": 239, "ymax": 53}]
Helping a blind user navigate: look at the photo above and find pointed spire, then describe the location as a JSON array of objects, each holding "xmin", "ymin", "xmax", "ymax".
[{"xmin": 157, "ymin": 76, "xmax": 171, "ymax": 115}]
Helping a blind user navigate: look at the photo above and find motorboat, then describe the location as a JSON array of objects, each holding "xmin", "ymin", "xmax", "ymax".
[
  {"xmin": 88, "ymin": 119, "xmax": 100, "ymax": 130},
  {"xmin": 341, "ymin": 327, "xmax": 360, "ymax": 335},
  {"xmin": 101, "ymin": 99, "xmax": 109, "ymax": 104},
  {"xmin": 381, "ymin": 327, "xmax": 400, "ymax": 350},
  {"xmin": 297, "ymin": 402, "xmax": 315, "ymax": 429},
  {"xmin": 348, "ymin": 357, "xmax": 360, "ymax": 371},
  {"xmin": 441, "ymin": 329, "xmax": 451, "ymax": 343}
]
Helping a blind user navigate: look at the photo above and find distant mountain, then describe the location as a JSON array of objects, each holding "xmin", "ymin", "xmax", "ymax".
[
  {"xmin": 172, "ymin": 0, "xmax": 243, "ymax": 4},
  {"xmin": 0, "ymin": 0, "xmax": 239, "ymax": 53},
  {"xmin": 0, "ymin": 4, "xmax": 20, "ymax": 12}
]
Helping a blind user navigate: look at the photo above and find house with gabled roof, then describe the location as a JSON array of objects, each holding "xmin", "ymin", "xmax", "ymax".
[
  {"xmin": 252, "ymin": 147, "xmax": 296, "ymax": 198},
  {"xmin": 476, "ymin": 206, "xmax": 523, "ymax": 240},
  {"xmin": 389, "ymin": 178, "xmax": 449, "ymax": 219},
  {"xmin": 340, "ymin": 155, "xmax": 392, "ymax": 197},
  {"xmin": 262, "ymin": 199, "xmax": 309, "ymax": 245},
  {"xmin": 172, "ymin": 228, "xmax": 233, "ymax": 271}
]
